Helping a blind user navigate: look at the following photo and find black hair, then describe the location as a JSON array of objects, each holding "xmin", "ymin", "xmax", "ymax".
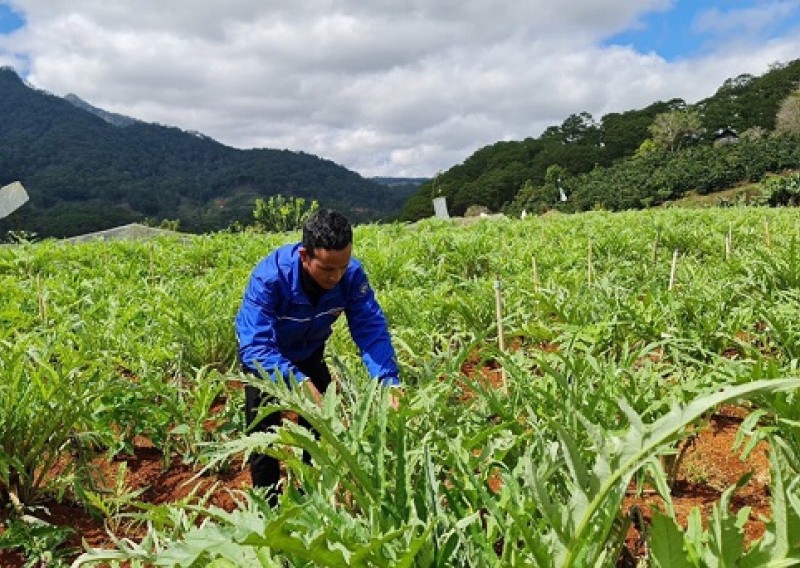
[{"xmin": 302, "ymin": 209, "xmax": 352, "ymax": 254}]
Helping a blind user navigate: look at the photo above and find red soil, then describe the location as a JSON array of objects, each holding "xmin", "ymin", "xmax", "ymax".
[
  {"xmin": 0, "ymin": 440, "xmax": 251, "ymax": 566},
  {"xmin": 0, "ymin": 357, "xmax": 774, "ymax": 565},
  {"xmin": 454, "ymin": 349, "xmax": 772, "ymax": 560},
  {"xmin": 622, "ymin": 405, "xmax": 771, "ymax": 558}
]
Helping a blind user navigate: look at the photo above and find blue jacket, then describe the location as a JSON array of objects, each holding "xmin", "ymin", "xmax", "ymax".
[{"xmin": 235, "ymin": 243, "xmax": 400, "ymax": 386}]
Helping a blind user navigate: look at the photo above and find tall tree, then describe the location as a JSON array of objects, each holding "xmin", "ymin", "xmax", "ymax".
[
  {"xmin": 541, "ymin": 112, "xmax": 601, "ymax": 146},
  {"xmin": 775, "ymin": 89, "xmax": 800, "ymax": 135},
  {"xmin": 648, "ymin": 109, "xmax": 703, "ymax": 152}
]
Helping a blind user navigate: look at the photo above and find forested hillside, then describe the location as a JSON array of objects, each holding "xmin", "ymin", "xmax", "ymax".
[
  {"xmin": 0, "ymin": 68, "xmax": 414, "ymax": 238},
  {"xmin": 400, "ymin": 59, "xmax": 800, "ymax": 220}
]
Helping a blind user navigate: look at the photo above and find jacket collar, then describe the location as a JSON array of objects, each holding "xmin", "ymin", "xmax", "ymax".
[{"xmin": 288, "ymin": 244, "xmax": 309, "ymax": 304}]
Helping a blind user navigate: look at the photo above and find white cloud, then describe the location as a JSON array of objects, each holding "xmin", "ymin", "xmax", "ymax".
[{"xmin": 2, "ymin": 0, "xmax": 799, "ymax": 177}]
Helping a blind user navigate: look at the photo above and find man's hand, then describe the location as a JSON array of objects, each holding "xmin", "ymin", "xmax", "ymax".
[
  {"xmin": 388, "ymin": 388, "xmax": 403, "ymax": 411},
  {"xmin": 302, "ymin": 379, "xmax": 324, "ymax": 407}
]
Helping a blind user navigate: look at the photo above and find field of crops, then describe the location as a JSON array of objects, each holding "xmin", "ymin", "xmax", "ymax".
[{"xmin": 3, "ymin": 207, "xmax": 800, "ymax": 566}]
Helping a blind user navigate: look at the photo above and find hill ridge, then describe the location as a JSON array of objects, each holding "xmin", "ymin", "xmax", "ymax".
[
  {"xmin": 400, "ymin": 58, "xmax": 800, "ymax": 221},
  {"xmin": 0, "ymin": 68, "xmax": 414, "ymax": 238}
]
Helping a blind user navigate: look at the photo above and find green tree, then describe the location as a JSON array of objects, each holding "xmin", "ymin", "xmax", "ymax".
[
  {"xmin": 761, "ymin": 172, "xmax": 800, "ymax": 206},
  {"xmin": 542, "ymin": 112, "xmax": 601, "ymax": 145},
  {"xmin": 634, "ymin": 138, "xmax": 659, "ymax": 158},
  {"xmin": 600, "ymin": 102, "xmax": 673, "ymax": 161},
  {"xmin": 252, "ymin": 195, "xmax": 319, "ymax": 233},
  {"xmin": 544, "ymin": 164, "xmax": 567, "ymax": 187},
  {"xmin": 648, "ymin": 109, "xmax": 704, "ymax": 152},
  {"xmin": 775, "ymin": 89, "xmax": 800, "ymax": 135}
]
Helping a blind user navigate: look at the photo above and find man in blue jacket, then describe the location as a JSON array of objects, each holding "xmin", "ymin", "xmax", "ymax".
[{"xmin": 235, "ymin": 209, "xmax": 400, "ymax": 497}]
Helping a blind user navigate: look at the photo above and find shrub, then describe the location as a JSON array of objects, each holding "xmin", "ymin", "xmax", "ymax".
[{"xmin": 252, "ymin": 195, "xmax": 319, "ymax": 233}]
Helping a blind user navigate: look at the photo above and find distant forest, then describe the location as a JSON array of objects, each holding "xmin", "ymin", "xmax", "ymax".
[
  {"xmin": 400, "ymin": 59, "xmax": 800, "ymax": 220},
  {"xmin": 4, "ymin": 58, "xmax": 800, "ymax": 239},
  {"xmin": 0, "ymin": 68, "xmax": 415, "ymax": 238}
]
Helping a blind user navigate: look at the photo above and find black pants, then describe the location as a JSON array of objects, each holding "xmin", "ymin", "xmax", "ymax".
[{"xmin": 244, "ymin": 347, "xmax": 332, "ymax": 499}]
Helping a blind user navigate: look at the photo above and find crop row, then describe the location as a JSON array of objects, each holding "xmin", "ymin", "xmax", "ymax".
[{"xmin": 2, "ymin": 207, "xmax": 800, "ymax": 565}]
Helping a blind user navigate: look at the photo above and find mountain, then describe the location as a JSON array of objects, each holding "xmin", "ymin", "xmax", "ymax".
[
  {"xmin": 400, "ymin": 58, "xmax": 800, "ymax": 221},
  {"xmin": 371, "ymin": 176, "xmax": 428, "ymax": 198},
  {"xmin": 0, "ymin": 67, "xmax": 415, "ymax": 238},
  {"xmin": 63, "ymin": 93, "xmax": 139, "ymax": 127},
  {"xmin": 371, "ymin": 177, "xmax": 428, "ymax": 186}
]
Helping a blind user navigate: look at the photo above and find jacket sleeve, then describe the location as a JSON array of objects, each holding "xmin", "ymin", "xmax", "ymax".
[
  {"xmin": 235, "ymin": 273, "xmax": 308, "ymax": 384},
  {"xmin": 344, "ymin": 267, "xmax": 400, "ymax": 386}
]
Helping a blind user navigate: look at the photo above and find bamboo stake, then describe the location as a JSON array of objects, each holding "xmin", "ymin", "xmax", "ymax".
[
  {"xmin": 493, "ymin": 278, "xmax": 508, "ymax": 395},
  {"xmin": 652, "ymin": 230, "xmax": 661, "ymax": 266},
  {"xmin": 587, "ymin": 239, "xmax": 594, "ymax": 286},
  {"xmin": 765, "ymin": 220, "xmax": 771, "ymax": 249},
  {"xmin": 532, "ymin": 255, "xmax": 540, "ymax": 293},
  {"xmin": 669, "ymin": 250, "xmax": 679, "ymax": 291},
  {"xmin": 725, "ymin": 223, "xmax": 733, "ymax": 260},
  {"xmin": 7, "ymin": 489, "xmax": 24, "ymax": 516}
]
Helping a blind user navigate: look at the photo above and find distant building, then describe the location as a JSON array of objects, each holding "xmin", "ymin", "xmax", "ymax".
[
  {"xmin": 63, "ymin": 223, "xmax": 192, "ymax": 244},
  {"xmin": 713, "ymin": 127, "xmax": 739, "ymax": 146}
]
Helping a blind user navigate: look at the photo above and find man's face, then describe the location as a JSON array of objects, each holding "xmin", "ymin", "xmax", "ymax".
[{"xmin": 300, "ymin": 244, "xmax": 352, "ymax": 290}]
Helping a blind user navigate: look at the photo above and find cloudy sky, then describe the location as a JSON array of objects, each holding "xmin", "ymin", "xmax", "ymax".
[{"xmin": 1, "ymin": 1, "xmax": 799, "ymax": 178}]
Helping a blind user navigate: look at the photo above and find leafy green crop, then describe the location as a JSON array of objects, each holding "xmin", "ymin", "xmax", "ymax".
[
  {"xmin": 0, "ymin": 335, "xmax": 104, "ymax": 507},
  {"xmin": 4, "ymin": 207, "xmax": 800, "ymax": 564}
]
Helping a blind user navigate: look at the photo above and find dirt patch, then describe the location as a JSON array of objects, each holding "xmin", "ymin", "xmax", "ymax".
[
  {"xmin": 454, "ymin": 359, "xmax": 506, "ymax": 403},
  {"xmin": 0, "ymin": 440, "xmax": 251, "ymax": 566},
  {"xmin": 622, "ymin": 404, "xmax": 771, "ymax": 557},
  {"xmin": 0, "ymin": 359, "xmax": 774, "ymax": 565},
  {"xmin": 456, "ymin": 351, "xmax": 772, "ymax": 561}
]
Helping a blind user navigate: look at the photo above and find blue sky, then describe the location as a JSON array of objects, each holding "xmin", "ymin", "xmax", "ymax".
[
  {"xmin": 0, "ymin": 3, "xmax": 23, "ymax": 35},
  {"xmin": 1, "ymin": 2, "xmax": 799, "ymax": 177},
  {"xmin": 606, "ymin": 0, "xmax": 800, "ymax": 61}
]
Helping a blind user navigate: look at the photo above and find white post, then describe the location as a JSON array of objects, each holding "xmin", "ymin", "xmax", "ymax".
[
  {"xmin": 494, "ymin": 278, "xmax": 508, "ymax": 395},
  {"xmin": 432, "ymin": 197, "xmax": 450, "ymax": 219},
  {"xmin": 669, "ymin": 250, "xmax": 679, "ymax": 291},
  {"xmin": 725, "ymin": 223, "xmax": 733, "ymax": 260}
]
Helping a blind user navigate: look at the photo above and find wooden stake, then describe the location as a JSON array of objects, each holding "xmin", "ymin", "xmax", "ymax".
[
  {"xmin": 669, "ymin": 250, "xmax": 679, "ymax": 291},
  {"xmin": 7, "ymin": 489, "xmax": 24, "ymax": 516},
  {"xmin": 493, "ymin": 278, "xmax": 508, "ymax": 394},
  {"xmin": 765, "ymin": 220, "xmax": 771, "ymax": 249},
  {"xmin": 532, "ymin": 255, "xmax": 540, "ymax": 293},
  {"xmin": 653, "ymin": 230, "xmax": 661, "ymax": 266},
  {"xmin": 725, "ymin": 223, "xmax": 733, "ymax": 260}
]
